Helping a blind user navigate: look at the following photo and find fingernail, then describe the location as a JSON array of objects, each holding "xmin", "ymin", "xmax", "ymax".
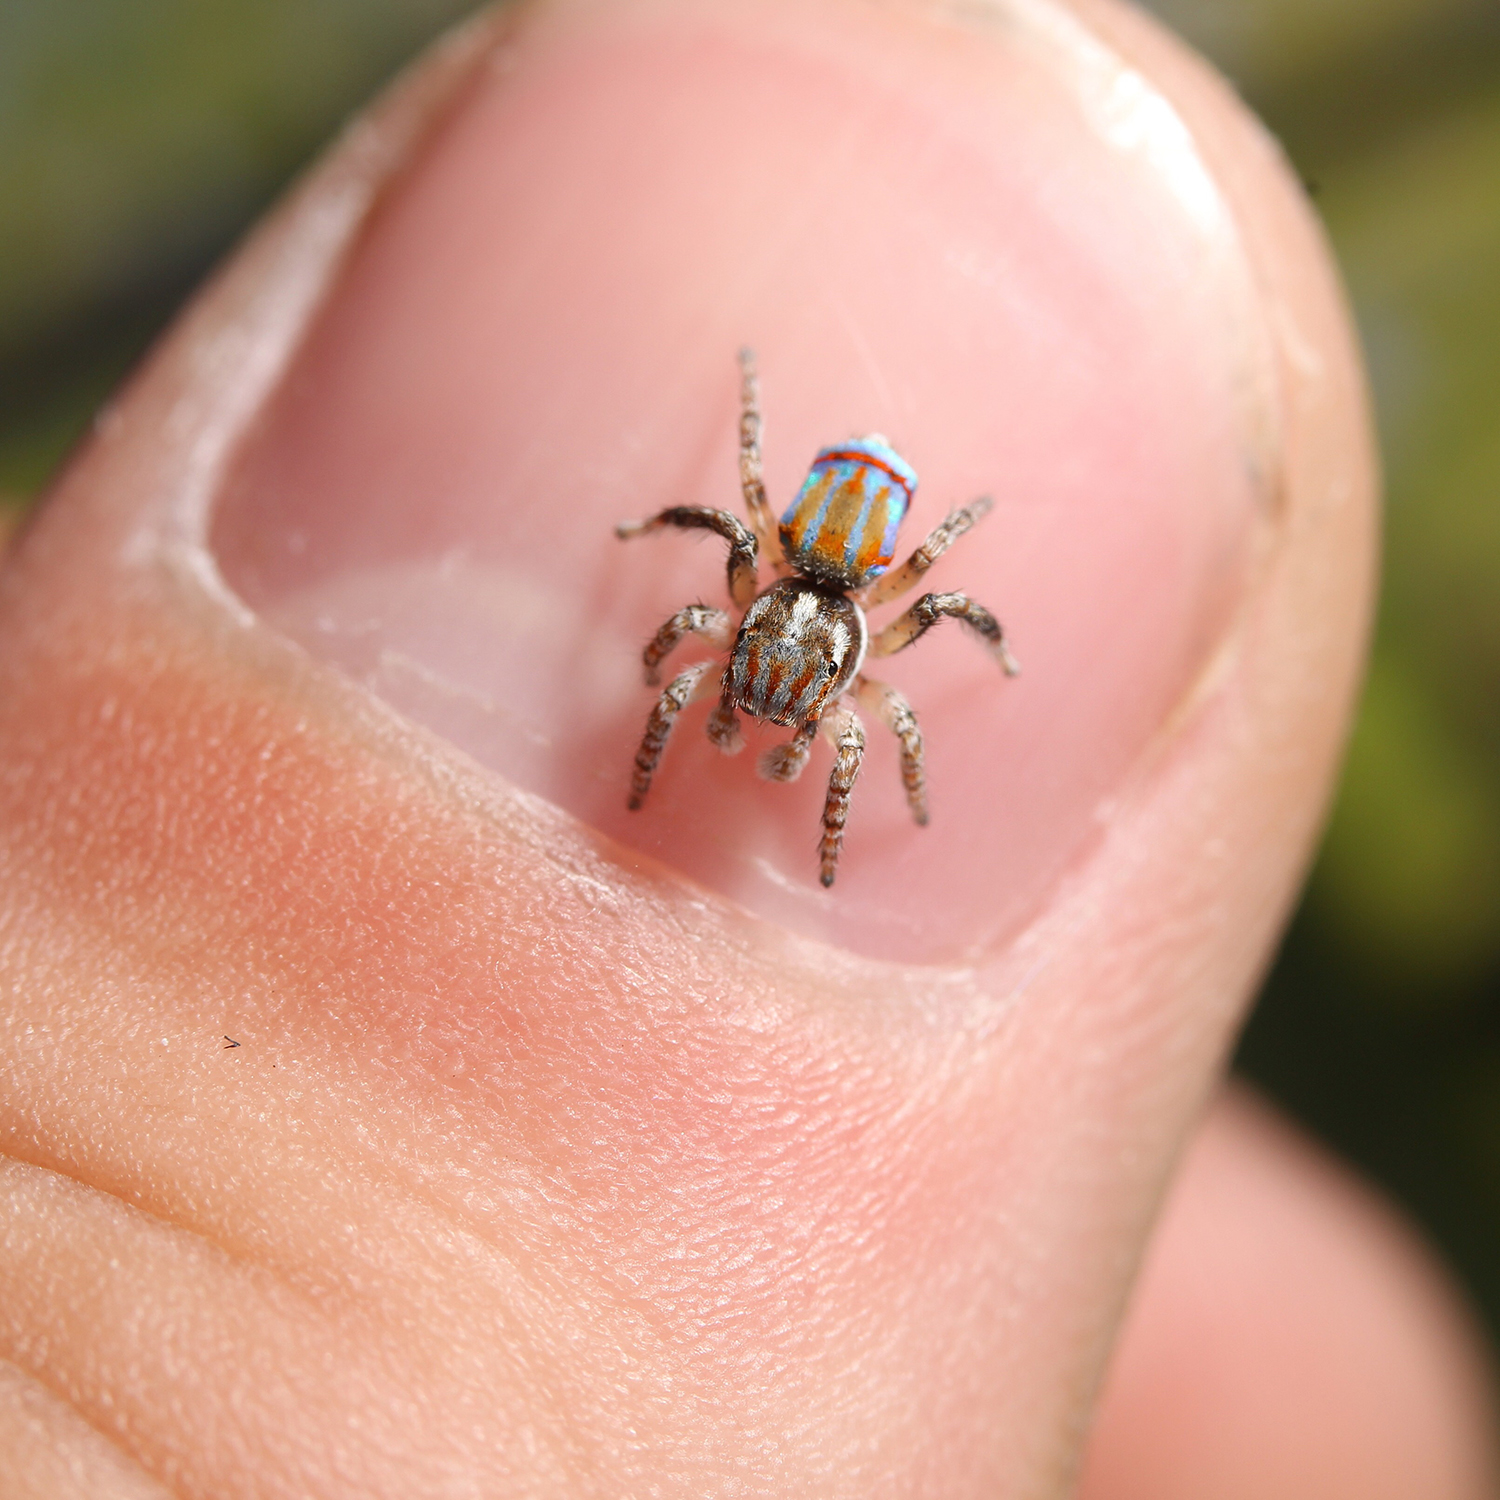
[{"xmin": 211, "ymin": 0, "xmax": 1278, "ymax": 962}]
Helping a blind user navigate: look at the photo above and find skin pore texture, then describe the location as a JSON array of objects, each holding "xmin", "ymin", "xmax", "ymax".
[{"xmin": 0, "ymin": 0, "xmax": 1495, "ymax": 1496}]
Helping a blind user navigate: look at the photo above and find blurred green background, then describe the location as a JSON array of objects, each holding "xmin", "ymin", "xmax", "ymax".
[{"xmin": 2, "ymin": 0, "xmax": 1498, "ymax": 1338}]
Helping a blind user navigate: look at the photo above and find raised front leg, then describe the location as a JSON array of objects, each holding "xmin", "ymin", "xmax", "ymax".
[
  {"xmin": 869, "ymin": 591, "xmax": 1020, "ymax": 676},
  {"xmin": 854, "ymin": 675, "xmax": 927, "ymax": 825},
  {"xmin": 737, "ymin": 348, "xmax": 784, "ymax": 567},
  {"xmin": 616, "ymin": 506, "xmax": 760, "ymax": 608},
  {"xmin": 862, "ymin": 496, "xmax": 993, "ymax": 608},
  {"xmin": 818, "ymin": 705, "xmax": 867, "ymax": 887},
  {"xmin": 641, "ymin": 604, "xmax": 734, "ymax": 684},
  {"xmin": 628, "ymin": 660, "xmax": 718, "ymax": 809}
]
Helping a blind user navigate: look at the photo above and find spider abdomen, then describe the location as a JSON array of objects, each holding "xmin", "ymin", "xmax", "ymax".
[
  {"xmin": 728, "ymin": 579, "xmax": 867, "ymax": 727},
  {"xmin": 778, "ymin": 437, "xmax": 917, "ymax": 590}
]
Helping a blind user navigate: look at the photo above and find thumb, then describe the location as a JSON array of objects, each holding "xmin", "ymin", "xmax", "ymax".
[{"xmin": 0, "ymin": 0, "xmax": 1373, "ymax": 1494}]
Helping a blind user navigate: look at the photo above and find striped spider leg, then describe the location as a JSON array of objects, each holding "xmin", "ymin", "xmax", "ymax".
[
  {"xmin": 627, "ymin": 659, "xmax": 721, "ymax": 810},
  {"xmin": 616, "ymin": 506, "xmax": 760, "ymax": 774},
  {"xmin": 615, "ymin": 505, "xmax": 760, "ymax": 608},
  {"xmin": 868, "ymin": 591, "xmax": 1021, "ymax": 677},
  {"xmin": 736, "ymin": 347, "xmax": 790, "ymax": 572},
  {"xmin": 769, "ymin": 675, "xmax": 925, "ymax": 889},
  {"xmin": 817, "ymin": 702, "xmax": 868, "ymax": 888},
  {"xmin": 863, "ymin": 497, "xmax": 1020, "ymax": 677},
  {"xmin": 640, "ymin": 604, "xmax": 735, "ymax": 686},
  {"xmin": 853, "ymin": 675, "xmax": 928, "ymax": 826},
  {"xmin": 863, "ymin": 494, "xmax": 1021, "ymax": 676},
  {"xmin": 860, "ymin": 494, "xmax": 994, "ymax": 608}
]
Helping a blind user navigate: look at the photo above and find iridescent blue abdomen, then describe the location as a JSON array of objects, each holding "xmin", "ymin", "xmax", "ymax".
[{"xmin": 778, "ymin": 437, "xmax": 916, "ymax": 590}]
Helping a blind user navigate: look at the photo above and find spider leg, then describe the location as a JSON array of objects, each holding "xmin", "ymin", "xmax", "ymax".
[
  {"xmin": 705, "ymin": 685, "xmax": 745, "ymax": 756},
  {"xmin": 854, "ymin": 675, "xmax": 928, "ymax": 825},
  {"xmin": 868, "ymin": 590, "xmax": 1021, "ymax": 676},
  {"xmin": 817, "ymin": 704, "xmax": 867, "ymax": 887},
  {"xmin": 641, "ymin": 604, "xmax": 735, "ymax": 685},
  {"xmin": 616, "ymin": 506, "xmax": 760, "ymax": 608},
  {"xmin": 861, "ymin": 496, "xmax": 993, "ymax": 608},
  {"xmin": 737, "ymin": 348, "xmax": 787, "ymax": 571},
  {"xmin": 757, "ymin": 719, "xmax": 818, "ymax": 782},
  {"xmin": 628, "ymin": 660, "xmax": 718, "ymax": 810}
]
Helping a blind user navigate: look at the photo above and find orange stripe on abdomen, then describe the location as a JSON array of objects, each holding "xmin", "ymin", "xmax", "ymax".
[
  {"xmin": 781, "ymin": 469, "xmax": 835, "ymax": 554},
  {"xmin": 809, "ymin": 471, "xmax": 869, "ymax": 569},
  {"xmin": 853, "ymin": 491, "xmax": 895, "ymax": 573}
]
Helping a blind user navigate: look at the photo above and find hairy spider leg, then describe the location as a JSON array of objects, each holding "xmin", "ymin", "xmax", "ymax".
[
  {"xmin": 628, "ymin": 659, "xmax": 719, "ymax": 809},
  {"xmin": 642, "ymin": 604, "xmax": 735, "ymax": 685},
  {"xmin": 818, "ymin": 704, "xmax": 867, "ymax": 887},
  {"xmin": 869, "ymin": 591, "xmax": 1021, "ymax": 676},
  {"xmin": 737, "ymin": 348, "xmax": 788, "ymax": 571},
  {"xmin": 854, "ymin": 675, "xmax": 928, "ymax": 825},
  {"xmin": 758, "ymin": 719, "xmax": 818, "ymax": 783},
  {"xmin": 705, "ymin": 686, "xmax": 744, "ymax": 756},
  {"xmin": 861, "ymin": 495, "xmax": 994, "ymax": 608},
  {"xmin": 616, "ymin": 507, "xmax": 760, "ymax": 609}
]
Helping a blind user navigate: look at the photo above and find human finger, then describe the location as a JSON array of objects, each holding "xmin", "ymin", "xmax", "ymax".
[
  {"xmin": 0, "ymin": 0, "xmax": 1375, "ymax": 1493},
  {"xmin": 1079, "ymin": 1087, "xmax": 1499, "ymax": 1500}
]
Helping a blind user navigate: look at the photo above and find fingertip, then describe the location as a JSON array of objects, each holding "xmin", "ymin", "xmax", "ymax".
[{"xmin": 1079, "ymin": 1090, "xmax": 1500, "ymax": 1500}]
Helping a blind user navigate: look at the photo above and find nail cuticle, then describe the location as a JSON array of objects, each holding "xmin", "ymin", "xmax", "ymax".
[{"xmin": 108, "ymin": 8, "xmax": 514, "ymax": 614}]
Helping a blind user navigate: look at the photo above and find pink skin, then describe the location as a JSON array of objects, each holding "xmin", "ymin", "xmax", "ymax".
[
  {"xmin": 1079, "ymin": 1090, "xmax": 1500, "ymax": 1500},
  {"xmin": 0, "ymin": 0, "xmax": 1495, "ymax": 1494},
  {"xmin": 213, "ymin": 0, "xmax": 1269, "ymax": 960}
]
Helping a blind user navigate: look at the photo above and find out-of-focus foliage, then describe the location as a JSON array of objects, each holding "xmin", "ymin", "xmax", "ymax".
[
  {"xmin": 2, "ymin": 0, "xmax": 1499, "ymax": 1327},
  {"xmin": 1151, "ymin": 0, "xmax": 1481, "ymax": 92},
  {"xmin": 0, "ymin": 0, "xmax": 476, "ymax": 499}
]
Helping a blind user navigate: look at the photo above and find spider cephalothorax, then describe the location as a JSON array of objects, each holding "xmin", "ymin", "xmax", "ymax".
[{"xmin": 617, "ymin": 350, "xmax": 1019, "ymax": 887}]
